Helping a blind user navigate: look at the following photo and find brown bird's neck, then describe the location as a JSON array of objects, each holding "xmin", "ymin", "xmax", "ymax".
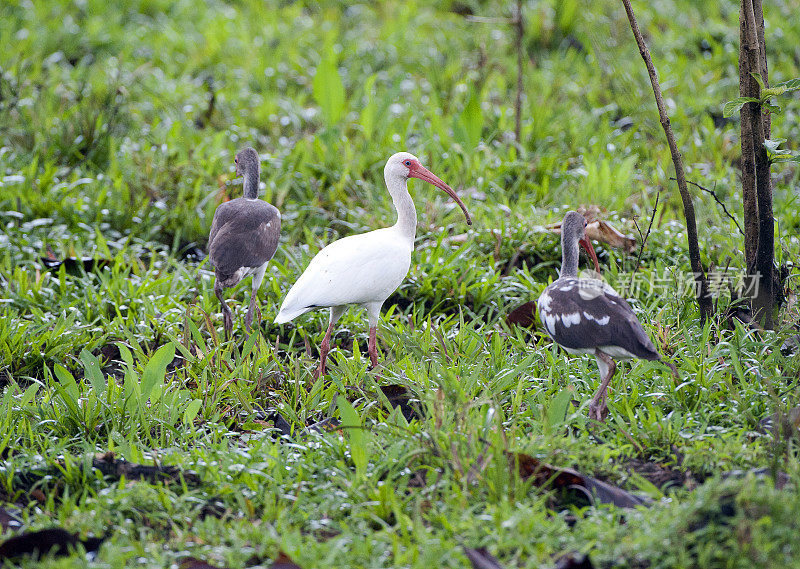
[
  {"xmin": 243, "ymin": 167, "xmax": 260, "ymax": 199},
  {"xmin": 560, "ymin": 235, "xmax": 579, "ymax": 278}
]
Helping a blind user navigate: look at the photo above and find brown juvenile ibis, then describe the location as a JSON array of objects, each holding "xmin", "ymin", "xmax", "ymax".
[
  {"xmin": 537, "ymin": 210, "xmax": 675, "ymax": 421},
  {"xmin": 274, "ymin": 152, "xmax": 471, "ymax": 378},
  {"xmin": 208, "ymin": 147, "xmax": 281, "ymax": 339}
]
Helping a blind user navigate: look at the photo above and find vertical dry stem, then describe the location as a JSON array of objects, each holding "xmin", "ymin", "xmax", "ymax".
[
  {"xmin": 620, "ymin": 0, "xmax": 713, "ymax": 321},
  {"xmin": 740, "ymin": 0, "xmax": 775, "ymax": 327},
  {"xmin": 514, "ymin": 0, "xmax": 524, "ymax": 142}
]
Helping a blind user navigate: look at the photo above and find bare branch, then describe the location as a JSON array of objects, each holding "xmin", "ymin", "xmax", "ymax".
[
  {"xmin": 620, "ymin": 0, "xmax": 713, "ymax": 321},
  {"xmin": 630, "ymin": 192, "xmax": 659, "ymax": 276},
  {"xmin": 464, "ymin": 15, "xmax": 514, "ymax": 24},
  {"xmin": 672, "ymin": 177, "xmax": 745, "ymax": 236},
  {"xmin": 514, "ymin": 0, "xmax": 524, "ymax": 142}
]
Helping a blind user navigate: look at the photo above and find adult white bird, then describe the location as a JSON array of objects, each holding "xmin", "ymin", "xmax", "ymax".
[
  {"xmin": 208, "ymin": 147, "xmax": 281, "ymax": 339},
  {"xmin": 275, "ymin": 152, "xmax": 472, "ymax": 377},
  {"xmin": 537, "ymin": 211, "xmax": 676, "ymax": 421}
]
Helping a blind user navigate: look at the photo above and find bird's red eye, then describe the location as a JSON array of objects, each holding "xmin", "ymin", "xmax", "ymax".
[{"xmin": 404, "ymin": 160, "xmax": 411, "ymax": 166}]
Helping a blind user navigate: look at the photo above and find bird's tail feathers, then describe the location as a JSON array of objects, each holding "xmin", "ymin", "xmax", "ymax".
[{"xmin": 274, "ymin": 304, "xmax": 311, "ymax": 324}]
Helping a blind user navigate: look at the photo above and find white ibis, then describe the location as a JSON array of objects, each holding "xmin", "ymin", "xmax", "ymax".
[
  {"xmin": 208, "ymin": 147, "xmax": 281, "ymax": 339},
  {"xmin": 274, "ymin": 152, "xmax": 472, "ymax": 377},
  {"xmin": 537, "ymin": 210, "xmax": 675, "ymax": 421}
]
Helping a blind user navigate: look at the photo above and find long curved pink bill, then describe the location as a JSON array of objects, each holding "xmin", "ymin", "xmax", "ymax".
[
  {"xmin": 410, "ymin": 165, "xmax": 472, "ymax": 226},
  {"xmin": 579, "ymin": 237, "xmax": 600, "ymax": 273}
]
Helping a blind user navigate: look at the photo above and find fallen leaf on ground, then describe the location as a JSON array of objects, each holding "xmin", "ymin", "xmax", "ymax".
[
  {"xmin": 179, "ymin": 558, "xmax": 229, "ymax": 569},
  {"xmin": 268, "ymin": 551, "xmax": 304, "ymax": 568},
  {"xmin": 92, "ymin": 453, "xmax": 200, "ymax": 485},
  {"xmin": 41, "ymin": 255, "xmax": 112, "ymax": 273},
  {"xmin": 463, "ymin": 546, "xmax": 504, "ymax": 569},
  {"xmin": 378, "ymin": 384, "xmax": 423, "ymax": 421},
  {"xmin": 0, "ymin": 507, "xmax": 22, "ymax": 534},
  {"xmin": 759, "ymin": 406, "xmax": 800, "ymax": 440},
  {"xmin": 722, "ymin": 467, "xmax": 791, "ymax": 490},
  {"xmin": 510, "ymin": 453, "xmax": 650, "ymax": 508},
  {"xmin": 554, "ymin": 552, "xmax": 595, "ymax": 569},
  {"xmin": 506, "ymin": 301, "xmax": 537, "ymax": 329},
  {"xmin": 0, "ymin": 528, "xmax": 103, "ymax": 561},
  {"xmin": 781, "ymin": 334, "xmax": 800, "ymax": 356},
  {"xmin": 623, "ymin": 458, "xmax": 696, "ymax": 490}
]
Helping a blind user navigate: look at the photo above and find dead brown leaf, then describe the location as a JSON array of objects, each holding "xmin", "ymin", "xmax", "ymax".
[
  {"xmin": 0, "ymin": 528, "xmax": 104, "ymax": 561},
  {"xmin": 269, "ymin": 551, "xmax": 304, "ymax": 568},
  {"xmin": 0, "ymin": 507, "xmax": 22, "ymax": 534},
  {"xmin": 463, "ymin": 546, "xmax": 504, "ymax": 569},
  {"xmin": 554, "ymin": 552, "xmax": 595, "ymax": 569},
  {"xmin": 377, "ymin": 384, "xmax": 423, "ymax": 422},
  {"xmin": 510, "ymin": 453, "xmax": 650, "ymax": 508},
  {"xmin": 505, "ymin": 301, "xmax": 537, "ymax": 329},
  {"xmin": 546, "ymin": 214, "xmax": 636, "ymax": 253},
  {"xmin": 180, "ymin": 558, "xmax": 230, "ymax": 569}
]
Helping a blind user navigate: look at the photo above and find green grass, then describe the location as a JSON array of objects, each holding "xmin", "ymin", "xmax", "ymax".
[{"xmin": 1, "ymin": 0, "xmax": 800, "ymax": 567}]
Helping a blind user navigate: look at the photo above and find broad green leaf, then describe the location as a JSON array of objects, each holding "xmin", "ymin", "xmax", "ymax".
[
  {"xmin": 761, "ymin": 86, "xmax": 786, "ymax": 98},
  {"xmin": 118, "ymin": 343, "xmax": 140, "ymax": 412},
  {"xmin": 556, "ymin": 0, "xmax": 579, "ymax": 32},
  {"xmin": 183, "ymin": 399, "xmax": 203, "ymax": 425},
  {"xmin": 546, "ymin": 388, "xmax": 572, "ymax": 430},
  {"xmin": 53, "ymin": 364, "xmax": 81, "ymax": 416},
  {"xmin": 359, "ymin": 74, "xmax": 377, "ymax": 138},
  {"xmin": 763, "ymin": 138, "xmax": 800, "ymax": 164},
  {"xmin": 20, "ymin": 383, "xmax": 40, "ymax": 407},
  {"xmin": 338, "ymin": 395, "xmax": 367, "ymax": 480},
  {"xmin": 722, "ymin": 97, "xmax": 760, "ymax": 118},
  {"xmin": 764, "ymin": 138, "xmax": 788, "ymax": 154},
  {"xmin": 80, "ymin": 349, "xmax": 106, "ymax": 396},
  {"xmin": 141, "ymin": 342, "xmax": 175, "ymax": 403},
  {"xmin": 762, "ymin": 77, "xmax": 800, "ymax": 100},
  {"xmin": 454, "ymin": 89, "xmax": 483, "ymax": 148},
  {"xmin": 771, "ymin": 153, "xmax": 800, "ymax": 163},
  {"xmin": 773, "ymin": 77, "xmax": 800, "ymax": 92},
  {"xmin": 751, "ymin": 72, "xmax": 765, "ymax": 90},
  {"xmin": 312, "ymin": 45, "xmax": 346, "ymax": 125}
]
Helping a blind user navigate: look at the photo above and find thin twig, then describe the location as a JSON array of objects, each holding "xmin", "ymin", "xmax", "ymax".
[
  {"xmin": 620, "ymin": 0, "xmax": 713, "ymax": 321},
  {"xmin": 514, "ymin": 0, "xmax": 524, "ymax": 142},
  {"xmin": 464, "ymin": 15, "xmax": 514, "ymax": 24},
  {"xmin": 630, "ymin": 192, "xmax": 659, "ymax": 276},
  {"xmin": 673, "ymin": 177, "xmax": 744, "ymax": 236}
]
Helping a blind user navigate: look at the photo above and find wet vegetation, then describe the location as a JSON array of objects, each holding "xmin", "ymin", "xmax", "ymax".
[{"xmin": 1, "ymin": 0, "xmax": 800, "ymax": 567}]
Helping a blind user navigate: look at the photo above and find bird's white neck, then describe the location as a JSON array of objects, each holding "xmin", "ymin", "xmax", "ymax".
[{"xmin": 386, "ymin": 175, "xmax": 417, "ymax": 243}]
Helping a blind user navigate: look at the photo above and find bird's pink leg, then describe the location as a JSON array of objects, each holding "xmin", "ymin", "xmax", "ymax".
[
  {"xmin": 368, "ymin": 326, "xmax": 379, "ymax": 369},
  {"xmin": 590, "ymin": 350, "xmax": 617, "ymax": 421},
  {"xmin": 364, "ymin": 302, "xmax": 383, "ymax": 371},
  {"xmin": 315, "ymin": 319, "xmax": 336, "ymax": 379}
]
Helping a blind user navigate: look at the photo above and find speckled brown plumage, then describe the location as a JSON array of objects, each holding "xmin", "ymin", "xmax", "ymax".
[{"xmin": 208, "ymin": 147, "xmax": 281, "ymax": 338}]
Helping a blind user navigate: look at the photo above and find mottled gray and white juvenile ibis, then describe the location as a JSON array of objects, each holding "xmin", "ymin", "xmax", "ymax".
[
  {"xmin": 208, "ymin": 147, "xmax": 281, "ymax": 339},
  {"xmin": 274, "ymin": 152, "xmax": 471, "ymax": 377},
  {"xmin": 537, "ymin": 210, "xmax": 675, "ymax": 421}
]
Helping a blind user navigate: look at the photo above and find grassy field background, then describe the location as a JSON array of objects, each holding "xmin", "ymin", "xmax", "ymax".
[{"xmin": 1, "ymin": 0, "xmax": 800, "ymax": 567}]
